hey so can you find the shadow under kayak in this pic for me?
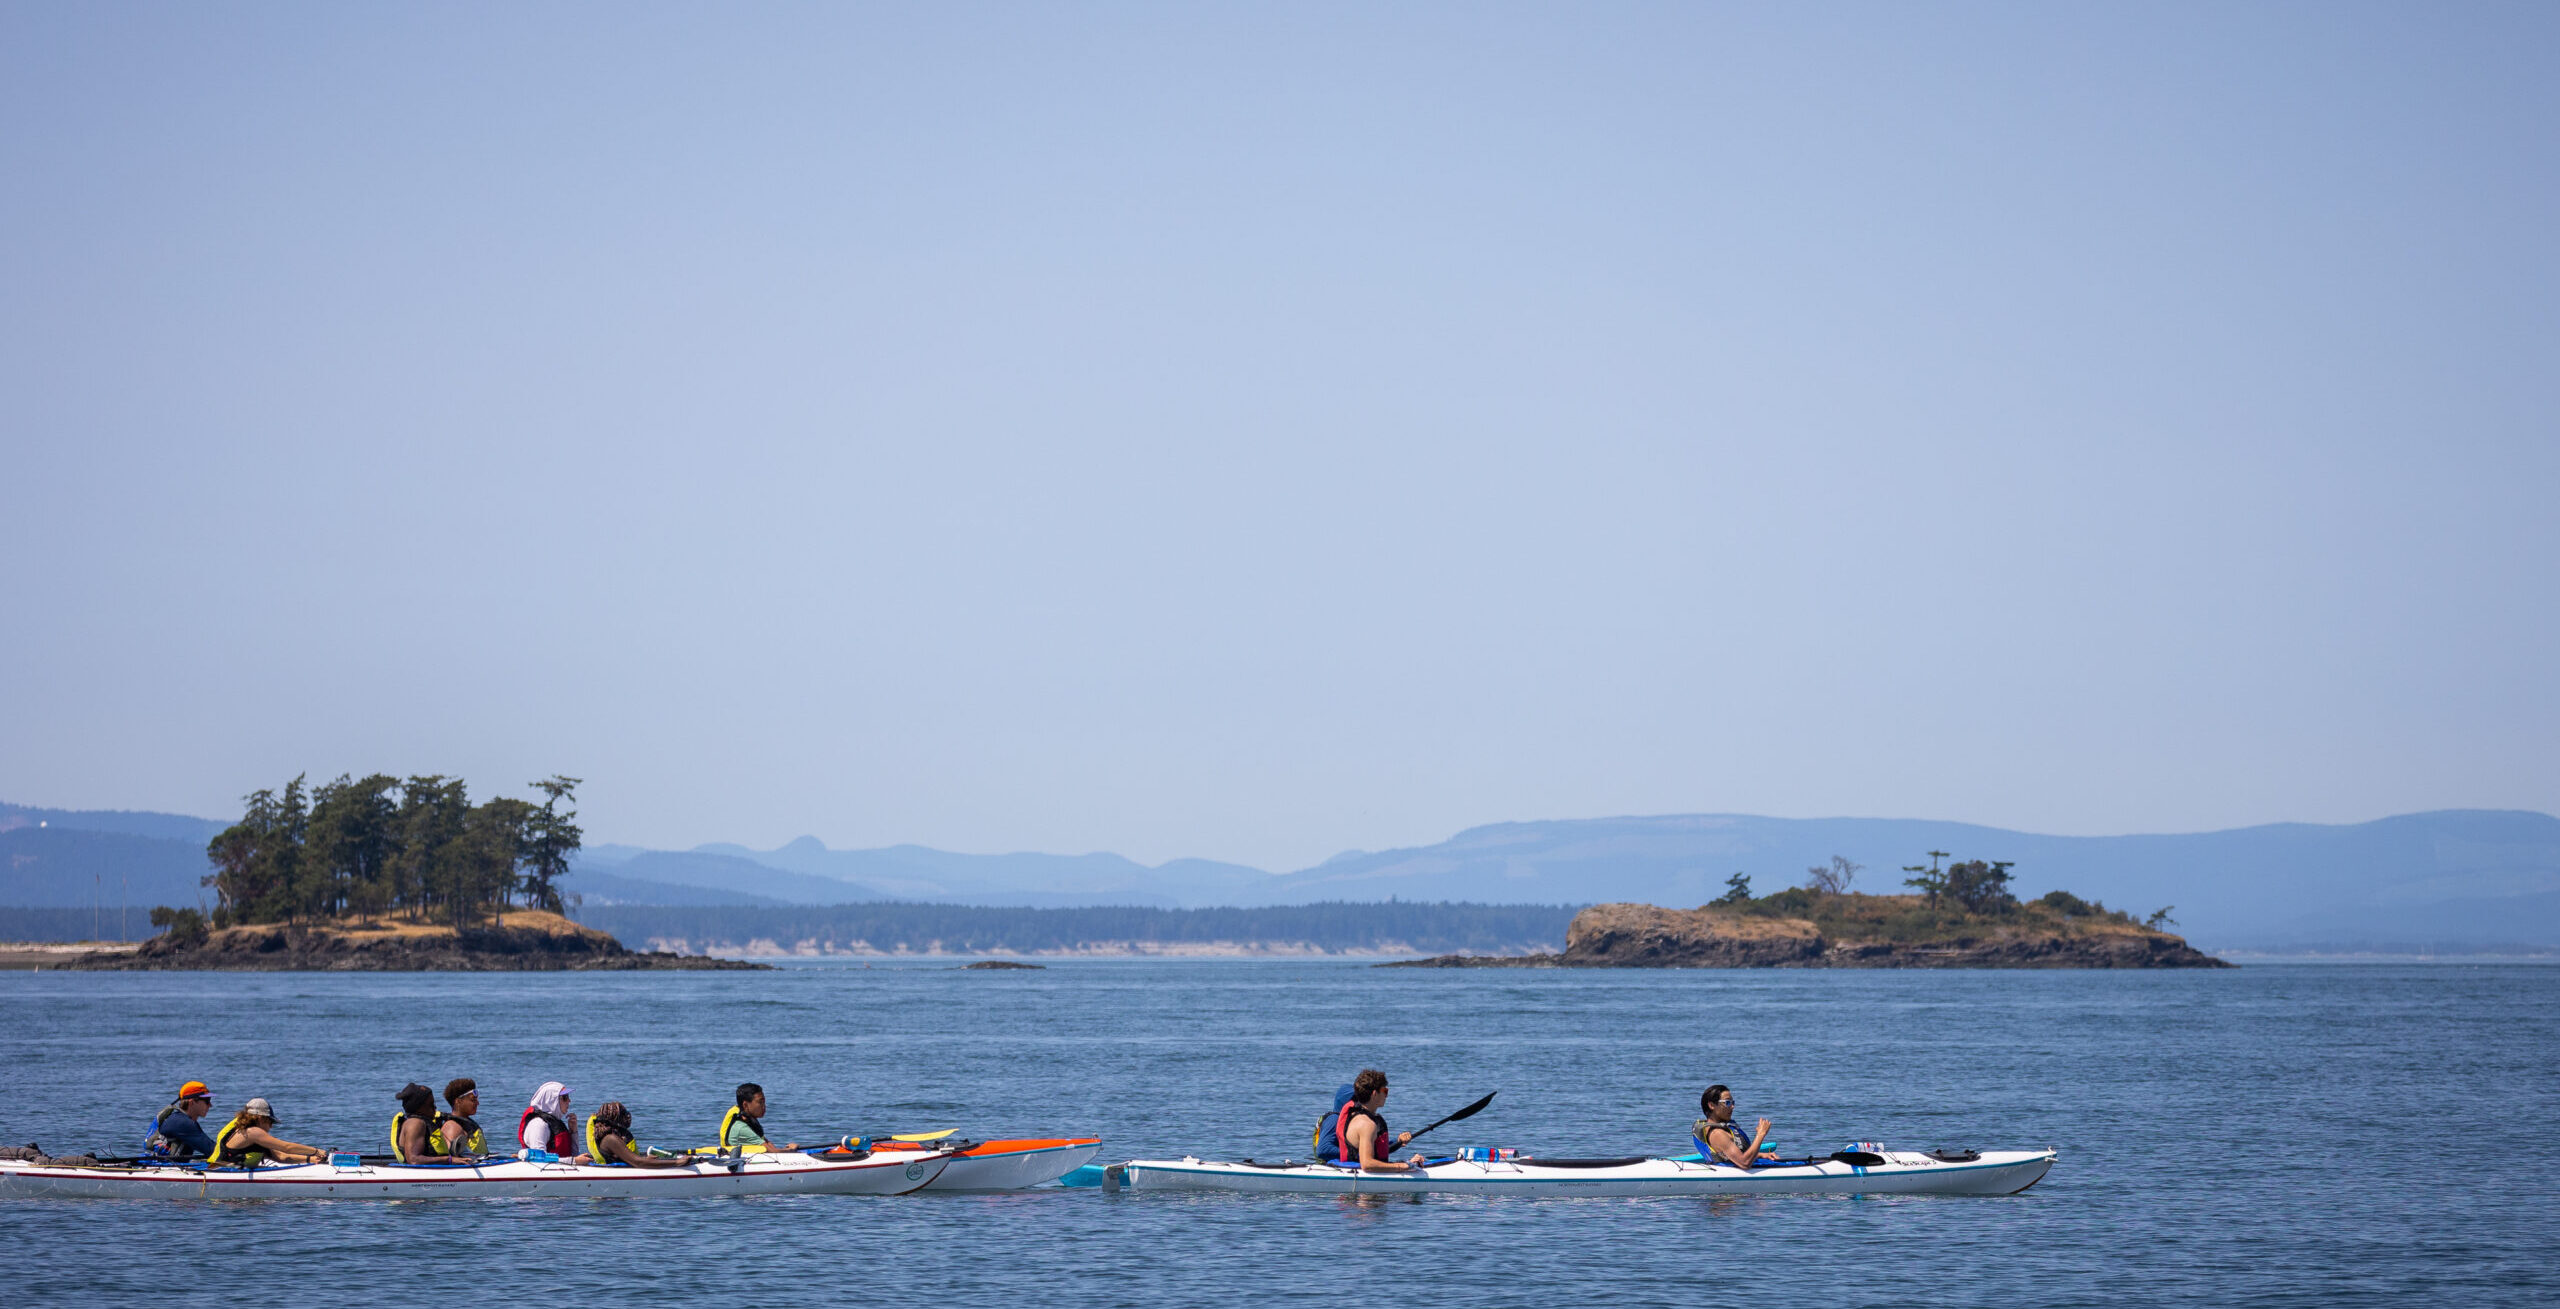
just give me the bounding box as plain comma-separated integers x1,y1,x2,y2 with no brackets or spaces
1102,1149,2055,1196
0,1149,949,1199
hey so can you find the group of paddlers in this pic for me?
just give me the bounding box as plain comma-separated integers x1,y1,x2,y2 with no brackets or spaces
140,1078,802,1168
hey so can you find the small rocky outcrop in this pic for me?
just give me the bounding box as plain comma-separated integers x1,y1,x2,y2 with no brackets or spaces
1385,901,2232,969
66,911,767,972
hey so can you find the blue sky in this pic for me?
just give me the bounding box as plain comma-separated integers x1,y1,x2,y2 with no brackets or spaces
3,2,2554,870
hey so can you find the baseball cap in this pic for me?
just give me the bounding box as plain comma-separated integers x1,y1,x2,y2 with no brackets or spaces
177,1081,213,1102
242,1096,277,1122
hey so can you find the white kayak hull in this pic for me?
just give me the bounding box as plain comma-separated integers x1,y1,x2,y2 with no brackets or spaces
0,1150,948,1200
1113,1149,2054,1197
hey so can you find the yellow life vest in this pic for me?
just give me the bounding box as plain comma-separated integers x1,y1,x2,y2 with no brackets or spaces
717,1105,769,1153
391,1112,448,1159
447,1117,488,1155
208,1117,266,1168
586,1113,636,1163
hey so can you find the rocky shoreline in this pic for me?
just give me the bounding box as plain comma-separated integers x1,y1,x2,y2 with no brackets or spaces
1383,901,2232,969
64,911,766,972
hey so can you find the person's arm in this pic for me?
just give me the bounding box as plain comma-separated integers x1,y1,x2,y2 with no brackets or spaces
244,1127,326,1163
1709,1120,1771,1168
1351,1117,1420,1173
437,1120,478,1158
171,1116,218,1158
603,1135,688,1169
397,1118,434,1164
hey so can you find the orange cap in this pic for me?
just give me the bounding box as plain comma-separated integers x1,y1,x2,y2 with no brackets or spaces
177,1081,212,1101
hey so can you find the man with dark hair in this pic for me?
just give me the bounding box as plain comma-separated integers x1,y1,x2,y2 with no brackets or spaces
719,1083,799,1153
393,1083,444,1163
1334,1069,1422,1173
437,1078,487,1157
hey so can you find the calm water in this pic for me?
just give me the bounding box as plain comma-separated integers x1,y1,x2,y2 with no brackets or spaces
1,961,2553,1307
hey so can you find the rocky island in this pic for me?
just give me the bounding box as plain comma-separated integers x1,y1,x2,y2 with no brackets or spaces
66,909,766,972
1387,859,2230,969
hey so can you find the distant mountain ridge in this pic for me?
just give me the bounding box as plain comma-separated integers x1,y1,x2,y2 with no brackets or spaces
2,799,2554,948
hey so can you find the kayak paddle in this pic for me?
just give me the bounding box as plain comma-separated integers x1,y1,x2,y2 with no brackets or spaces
1400,1092,1496,1147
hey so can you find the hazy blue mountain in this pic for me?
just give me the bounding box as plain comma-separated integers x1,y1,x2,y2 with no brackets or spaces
568,868,790,907
1245,810,2560,948
0,826,211,908
687,838,1275,907
0,802,226,845
594,850,888,905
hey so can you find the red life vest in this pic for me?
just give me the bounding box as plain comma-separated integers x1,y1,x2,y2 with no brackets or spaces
519,1106,574,1154
1335,1101,1390,1164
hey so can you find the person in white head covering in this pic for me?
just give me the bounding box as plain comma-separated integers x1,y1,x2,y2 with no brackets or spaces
517,1082,591,1162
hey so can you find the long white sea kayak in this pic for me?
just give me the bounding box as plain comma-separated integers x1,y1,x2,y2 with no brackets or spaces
0,1149,949,1199
1105,1148,2054,1197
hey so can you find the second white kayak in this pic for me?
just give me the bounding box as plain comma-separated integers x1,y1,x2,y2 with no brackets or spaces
1107,1148,2054,1197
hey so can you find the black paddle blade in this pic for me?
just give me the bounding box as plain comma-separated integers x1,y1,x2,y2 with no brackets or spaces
1406,1092,1498,1143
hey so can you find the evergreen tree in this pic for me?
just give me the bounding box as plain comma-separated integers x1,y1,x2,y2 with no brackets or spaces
521,776,582,913
393,776,470,924
307,774,399,921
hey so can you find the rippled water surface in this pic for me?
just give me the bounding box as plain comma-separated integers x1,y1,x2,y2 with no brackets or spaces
2,961,2553,1307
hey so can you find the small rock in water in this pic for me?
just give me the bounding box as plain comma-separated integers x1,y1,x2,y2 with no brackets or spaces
962,959,1045,970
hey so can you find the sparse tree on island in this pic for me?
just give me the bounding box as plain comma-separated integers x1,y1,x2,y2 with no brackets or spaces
521,776,583,914
1804,856,1861,896
2146,906,2177,929
1714,873,1754,906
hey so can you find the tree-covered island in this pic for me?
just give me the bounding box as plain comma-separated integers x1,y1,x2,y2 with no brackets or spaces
95,775,758,971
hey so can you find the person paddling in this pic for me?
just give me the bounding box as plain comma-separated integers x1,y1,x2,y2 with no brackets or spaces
1335,1069,1423,1173
1694,1084,1776,1167
207,1097,324,1168
437,1079,488,1157
718,1083,799,1154
393,1083,449,1163
517,1082,591,1162
586,1101,688,1168
142,1080,218,1161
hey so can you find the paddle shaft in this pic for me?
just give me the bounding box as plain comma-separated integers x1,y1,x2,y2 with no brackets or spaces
1397,1092,1496,1146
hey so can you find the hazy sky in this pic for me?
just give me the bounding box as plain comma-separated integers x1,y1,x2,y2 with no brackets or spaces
4,3,2554,870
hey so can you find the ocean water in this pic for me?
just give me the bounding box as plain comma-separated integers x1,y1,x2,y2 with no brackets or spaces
0,961,2553,1307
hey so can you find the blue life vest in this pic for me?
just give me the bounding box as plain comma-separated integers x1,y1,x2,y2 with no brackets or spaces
1311,1084,1356,1160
